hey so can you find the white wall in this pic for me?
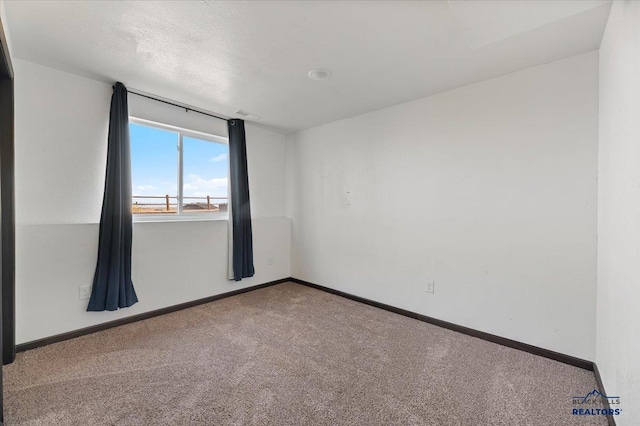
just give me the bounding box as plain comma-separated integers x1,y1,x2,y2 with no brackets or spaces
289,51,598,360
0,0,13,58
597,1,640,424
14,59,291,344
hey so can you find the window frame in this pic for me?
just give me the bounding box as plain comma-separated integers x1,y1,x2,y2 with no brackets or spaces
129,117,230,223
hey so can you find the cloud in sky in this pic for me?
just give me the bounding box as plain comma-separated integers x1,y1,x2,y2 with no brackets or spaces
210,153,228,163
183,174,228,198
135,184,158,193
133,183,179,199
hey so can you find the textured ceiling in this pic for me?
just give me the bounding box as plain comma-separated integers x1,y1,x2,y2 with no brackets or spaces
5,0,611,133
448,0,609,47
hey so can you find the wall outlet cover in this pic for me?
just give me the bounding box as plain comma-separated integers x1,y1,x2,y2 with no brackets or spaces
425,281,435,294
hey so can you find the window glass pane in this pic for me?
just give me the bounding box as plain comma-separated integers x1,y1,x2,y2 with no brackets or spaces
130,123,179,214
182,136,229,213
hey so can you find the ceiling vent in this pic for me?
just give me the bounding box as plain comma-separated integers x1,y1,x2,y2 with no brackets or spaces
235,109,261,120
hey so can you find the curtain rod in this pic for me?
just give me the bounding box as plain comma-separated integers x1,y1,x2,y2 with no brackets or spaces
127,89,229,122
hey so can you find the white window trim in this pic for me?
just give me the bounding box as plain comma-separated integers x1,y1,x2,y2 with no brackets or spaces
133,212,228,223
129,116,230,223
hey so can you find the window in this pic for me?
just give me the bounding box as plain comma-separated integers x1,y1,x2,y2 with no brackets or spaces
130,118,229,218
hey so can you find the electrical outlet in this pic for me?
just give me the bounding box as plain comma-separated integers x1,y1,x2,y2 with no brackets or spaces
267,256,274,266
425,281,435,294
79,285,92,300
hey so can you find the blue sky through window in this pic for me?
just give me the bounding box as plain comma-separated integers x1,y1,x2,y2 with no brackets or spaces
130,122,228,202
183,135,228,200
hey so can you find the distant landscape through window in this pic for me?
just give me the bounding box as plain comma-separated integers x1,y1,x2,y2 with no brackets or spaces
130,120,229,215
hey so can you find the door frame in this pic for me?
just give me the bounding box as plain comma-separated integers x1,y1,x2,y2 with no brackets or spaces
0,11,16,425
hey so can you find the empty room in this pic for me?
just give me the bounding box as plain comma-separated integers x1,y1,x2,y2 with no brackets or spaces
0,0,637,425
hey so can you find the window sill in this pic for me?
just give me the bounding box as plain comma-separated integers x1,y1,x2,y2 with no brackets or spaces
133,213,229,223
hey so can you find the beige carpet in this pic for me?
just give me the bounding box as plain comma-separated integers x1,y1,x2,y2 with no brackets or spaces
3,282,605,425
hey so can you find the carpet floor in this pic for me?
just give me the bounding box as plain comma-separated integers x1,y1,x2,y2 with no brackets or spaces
3,282,605,425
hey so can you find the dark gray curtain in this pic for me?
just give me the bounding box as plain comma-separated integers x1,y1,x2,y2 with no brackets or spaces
228,119,255,281
87,82,138,311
